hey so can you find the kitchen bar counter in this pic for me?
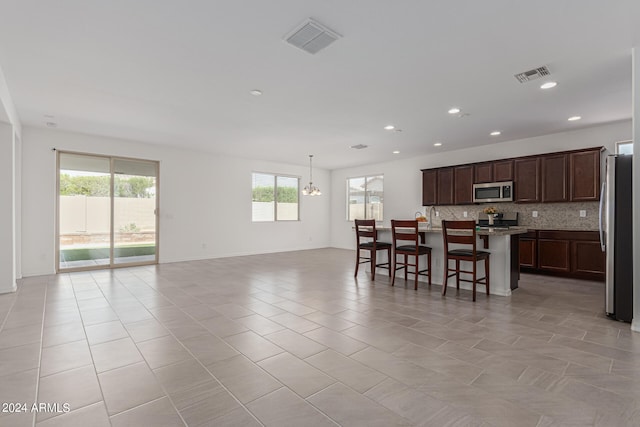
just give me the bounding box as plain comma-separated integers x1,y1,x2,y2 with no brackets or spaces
410,225,529,236
368,224,528,296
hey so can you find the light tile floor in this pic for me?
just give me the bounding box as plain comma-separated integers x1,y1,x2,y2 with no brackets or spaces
0,248,638,426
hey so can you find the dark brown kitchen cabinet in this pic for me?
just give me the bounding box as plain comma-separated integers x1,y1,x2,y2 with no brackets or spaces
422,169,437,206
572,240,605,277
474,160,513,184
538,237,571,272
519,231,537,269
437,168,454,205
520,230,604,281
454,165,474,204
422,147,601,206
493,160,514,182
570,149,601,201
514,158,540,202
474,162,493,183
541,153,568,202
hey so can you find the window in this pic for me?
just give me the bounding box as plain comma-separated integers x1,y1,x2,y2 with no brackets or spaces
347,174,384,221
616,140,633,155
252,172,299,221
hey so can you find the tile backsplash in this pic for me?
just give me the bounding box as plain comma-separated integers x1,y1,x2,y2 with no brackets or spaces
420,202,599,231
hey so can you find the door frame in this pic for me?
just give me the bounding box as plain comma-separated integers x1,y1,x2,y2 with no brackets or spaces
55,150,160,273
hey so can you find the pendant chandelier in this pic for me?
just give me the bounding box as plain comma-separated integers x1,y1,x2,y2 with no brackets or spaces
302,154,321,196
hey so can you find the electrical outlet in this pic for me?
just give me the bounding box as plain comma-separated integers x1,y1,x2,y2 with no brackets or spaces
463,211,468,217
435,211,440,217
532,211,538,218
579,210,587,218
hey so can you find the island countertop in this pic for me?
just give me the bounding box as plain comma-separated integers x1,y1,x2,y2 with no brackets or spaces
373,224,529,236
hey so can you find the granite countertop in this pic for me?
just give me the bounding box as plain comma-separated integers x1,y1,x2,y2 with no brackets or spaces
526,227,599,232
474,226,529,236
418,225,529,236
373,225,529,236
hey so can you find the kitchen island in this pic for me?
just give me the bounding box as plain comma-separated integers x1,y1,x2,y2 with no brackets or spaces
372,225,528,296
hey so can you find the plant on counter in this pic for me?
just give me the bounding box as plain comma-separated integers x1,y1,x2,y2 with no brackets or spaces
483,206,498,215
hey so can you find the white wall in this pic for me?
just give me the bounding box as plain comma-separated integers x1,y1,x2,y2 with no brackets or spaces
0,122,15,293
14,132,21,281
21,127,331,276
0,62,21,291
330,121,632,250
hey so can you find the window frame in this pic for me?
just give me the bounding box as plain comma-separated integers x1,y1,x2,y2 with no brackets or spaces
615,140,633,155
251,171,300,222
346,174,384,221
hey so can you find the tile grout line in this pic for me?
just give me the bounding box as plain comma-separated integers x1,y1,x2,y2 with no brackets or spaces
111,268,266,427
31,277,50,427
89,272,188,426
36,273,115,426
134,268,399,426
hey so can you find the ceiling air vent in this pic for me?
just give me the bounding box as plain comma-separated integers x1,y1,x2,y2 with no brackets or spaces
350,144,368,150
284,18,341,54
514,66,551,83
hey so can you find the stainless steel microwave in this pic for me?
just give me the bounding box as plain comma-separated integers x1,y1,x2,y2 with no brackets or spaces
473,181,513,203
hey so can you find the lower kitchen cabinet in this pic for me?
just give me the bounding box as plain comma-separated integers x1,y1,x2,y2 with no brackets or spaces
572,240,606,277
519,231,537,268
538,237,570,272
519,230,604,281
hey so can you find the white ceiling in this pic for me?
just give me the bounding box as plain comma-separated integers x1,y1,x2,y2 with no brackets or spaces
0,1,639,169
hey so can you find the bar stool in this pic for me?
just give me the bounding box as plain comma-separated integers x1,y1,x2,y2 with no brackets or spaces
391,220,432,290
354,219,392,280
441,220,490,301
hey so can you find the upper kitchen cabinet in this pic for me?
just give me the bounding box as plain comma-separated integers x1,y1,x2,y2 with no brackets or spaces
514,157,540,202
437,167,455,205
493,160,514,182
474,162,493,183
422,169,437,206
422,147,601,206
474,160,513,183
454,165,474,204
569,149,601,201
541,153,568,203
421,167,455,206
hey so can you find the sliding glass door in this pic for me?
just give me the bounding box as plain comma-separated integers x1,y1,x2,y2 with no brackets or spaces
113,158,157,265
57,152,158,271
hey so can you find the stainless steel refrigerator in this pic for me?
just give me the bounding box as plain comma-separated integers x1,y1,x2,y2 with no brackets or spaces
600,154,633,322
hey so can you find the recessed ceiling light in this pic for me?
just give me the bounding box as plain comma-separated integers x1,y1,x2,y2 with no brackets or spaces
448,107,461,115
392,150,400,154
490,131,501,136
249,89,262,96
384,125,395,130
434,142,442,147
568,116,582,121
540,81,558,90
